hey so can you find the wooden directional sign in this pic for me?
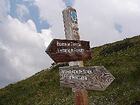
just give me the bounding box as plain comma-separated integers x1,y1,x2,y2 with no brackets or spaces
59,66,115,91
46,39,92,63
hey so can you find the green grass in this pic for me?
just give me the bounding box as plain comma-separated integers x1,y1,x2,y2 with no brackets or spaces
0,35,140,105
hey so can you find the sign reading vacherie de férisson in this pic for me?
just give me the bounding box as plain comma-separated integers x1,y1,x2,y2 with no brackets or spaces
46,39,92,63
59,66,115,91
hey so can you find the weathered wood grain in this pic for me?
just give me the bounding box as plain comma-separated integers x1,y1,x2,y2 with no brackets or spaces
59,66,115,91
46,39,92,63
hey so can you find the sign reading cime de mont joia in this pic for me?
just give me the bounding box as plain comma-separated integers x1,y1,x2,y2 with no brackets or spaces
46,39,92,63
59,66,115,91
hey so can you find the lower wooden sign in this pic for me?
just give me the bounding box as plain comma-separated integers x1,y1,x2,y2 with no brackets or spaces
59,66,115,91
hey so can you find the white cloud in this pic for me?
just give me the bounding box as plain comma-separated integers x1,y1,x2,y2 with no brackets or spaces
35,0,140,46
0,15,53,88
40,29,53,47
73,0,140,46
0,0,54,88
34,0,65,38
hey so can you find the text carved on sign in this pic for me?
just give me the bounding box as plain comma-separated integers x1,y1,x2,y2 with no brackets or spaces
46,39,92,63
59,66,115,91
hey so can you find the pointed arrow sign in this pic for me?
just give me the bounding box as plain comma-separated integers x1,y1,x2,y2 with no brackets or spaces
46,39,92,63
59,66,115,91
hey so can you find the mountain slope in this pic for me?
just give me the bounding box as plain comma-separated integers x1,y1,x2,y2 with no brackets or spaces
0,35,140,105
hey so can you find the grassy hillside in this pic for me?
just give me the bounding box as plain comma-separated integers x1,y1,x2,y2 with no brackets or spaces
0,35,140,105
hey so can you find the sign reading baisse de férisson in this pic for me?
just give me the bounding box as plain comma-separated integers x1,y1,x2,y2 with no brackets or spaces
46,39,92,63
59,66,115,91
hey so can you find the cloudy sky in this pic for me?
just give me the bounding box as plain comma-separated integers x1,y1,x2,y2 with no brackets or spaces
0,0,140,88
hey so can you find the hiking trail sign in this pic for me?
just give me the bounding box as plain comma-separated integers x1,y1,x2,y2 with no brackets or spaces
45,6,115,105
46,39,92,63
59,66,115,91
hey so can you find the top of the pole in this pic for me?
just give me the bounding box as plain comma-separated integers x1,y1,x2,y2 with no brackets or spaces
62,6,80,40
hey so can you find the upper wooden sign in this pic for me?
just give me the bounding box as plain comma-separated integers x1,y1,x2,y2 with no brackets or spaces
46,39,92,63
59,66,115,91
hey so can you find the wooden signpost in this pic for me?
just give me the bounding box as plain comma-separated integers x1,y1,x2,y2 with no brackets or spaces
46,6,115,105
59,66,115,91
46,39,91,63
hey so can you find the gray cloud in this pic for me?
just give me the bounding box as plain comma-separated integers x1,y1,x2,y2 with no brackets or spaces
0,45,21,87
0,0,9,22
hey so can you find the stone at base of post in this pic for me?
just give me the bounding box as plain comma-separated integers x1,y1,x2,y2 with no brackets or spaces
72,88,88,105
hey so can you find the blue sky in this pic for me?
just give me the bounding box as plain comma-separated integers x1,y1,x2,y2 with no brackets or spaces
8,0,75,32
114,23,123,33
63,0,75,7
9,0,50,32
0,0,140,88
